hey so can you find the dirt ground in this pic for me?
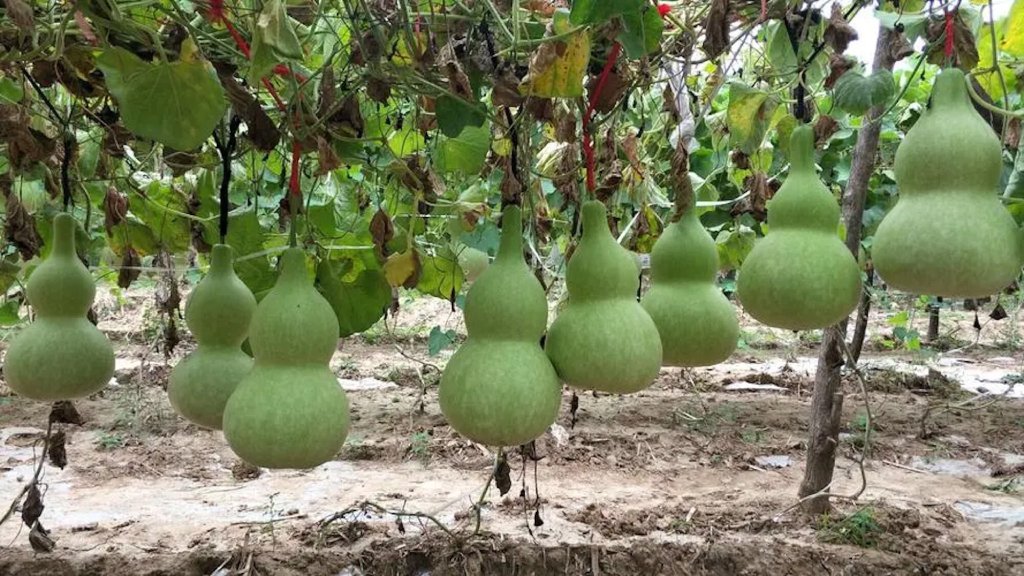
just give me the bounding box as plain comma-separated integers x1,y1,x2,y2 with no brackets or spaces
1,285,1023,575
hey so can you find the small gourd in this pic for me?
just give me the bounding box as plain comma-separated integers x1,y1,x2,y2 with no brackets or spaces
545,201,662,393
440,206,561,446
4,213,115,401
736,125,862,330
641,207,739,367
872,68,1024,297
167,244,256,429
222,248,349,469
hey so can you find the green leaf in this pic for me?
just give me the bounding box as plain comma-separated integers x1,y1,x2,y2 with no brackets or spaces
569,0,643,25
246,32,279,85
1004,0,1024,55
0,300,23,326
416,247,464,300
97,47,227,151
975,19,1017,100
427,325,458,356
0,76,24,104
765,22,798,76
432,122,491,174
459,218,501,255
618,6,664,58
256,0,304,60
435,94,486,138
127,181,191,253
726,83,780,155
316,260,391,338
833,70,896,116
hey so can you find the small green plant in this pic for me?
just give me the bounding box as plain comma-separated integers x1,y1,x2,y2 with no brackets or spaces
885,310,921,350
409,431,430,464
817,507,881,548
97,432,126,450
740,428,765,445
986,476,1022,495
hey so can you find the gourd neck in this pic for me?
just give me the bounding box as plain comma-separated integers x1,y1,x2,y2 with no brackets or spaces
278,248,308,284
209,244,235,277
51,212,78,259
789,125,815,174
495,205,524,263
581,200,611,242
930,68,970,112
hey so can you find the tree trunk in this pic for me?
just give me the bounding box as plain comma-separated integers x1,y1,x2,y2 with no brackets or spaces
798,27,898,514
850,268,873,362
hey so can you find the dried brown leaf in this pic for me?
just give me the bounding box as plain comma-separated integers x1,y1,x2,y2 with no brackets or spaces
118,247,141,289
824,54,856,90
103,187,128,233
702,0,730,60
48,429,67,469
50,401,85,425
370,208,395,258
4,190,41,260
814,115,840,146
823,3,858,54
3,0,34,33
21,484,44,528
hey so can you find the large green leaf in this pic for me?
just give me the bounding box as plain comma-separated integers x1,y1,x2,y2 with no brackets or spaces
875,11,929,42
726,83,780,155
97,47,226,152
255,0,303,60
569,0,643,25
435,94,487,138
833,70,896,116
416,247,464,300
618,7,664,58
316,260,391,338
129,181,192,253
432,123,490,174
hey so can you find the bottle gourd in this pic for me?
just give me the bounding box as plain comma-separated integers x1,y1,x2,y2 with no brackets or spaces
641,207,739,366
736,125,862,330
545,201,662,393
5,213,115,401
222,248,349,469
168,244,256,429
439,206,561,446
872,68,1023,297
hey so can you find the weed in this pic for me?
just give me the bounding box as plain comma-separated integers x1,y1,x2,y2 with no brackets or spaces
409,431,430,465
740,428,765,445
97,432,126,450
986,477,1022,495
817,507,881,548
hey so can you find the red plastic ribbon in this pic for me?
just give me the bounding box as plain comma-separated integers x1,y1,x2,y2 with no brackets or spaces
582,43,622,193
944,10,955,62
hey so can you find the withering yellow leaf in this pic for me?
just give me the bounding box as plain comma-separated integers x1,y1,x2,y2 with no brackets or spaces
383,249,421,288
1002,0,1024,56
520,17,590,98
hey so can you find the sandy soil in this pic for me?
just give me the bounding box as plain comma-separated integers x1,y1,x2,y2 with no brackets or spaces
1,286,1023,575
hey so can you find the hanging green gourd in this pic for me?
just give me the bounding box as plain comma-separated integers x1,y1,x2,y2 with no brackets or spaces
5,212,115,401
545,201,663,393
221,247,350,468
440,205,561,446
872,68,1024,297
167,244,256,429
641,192,739,367
736,124,862,330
